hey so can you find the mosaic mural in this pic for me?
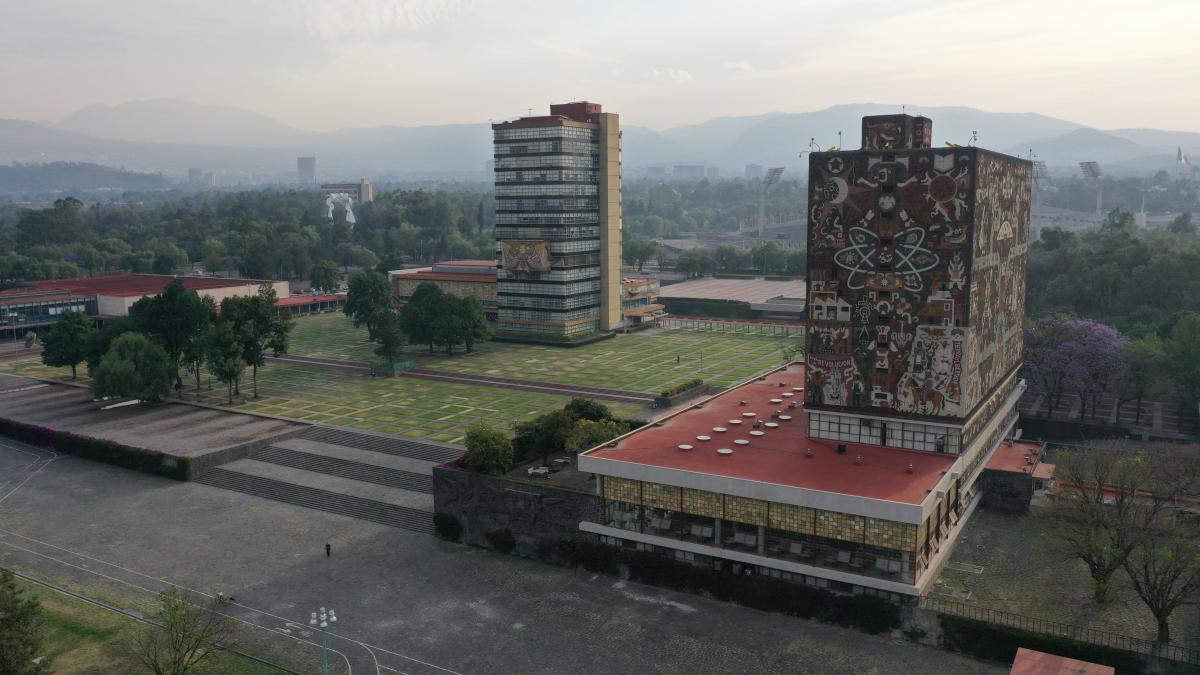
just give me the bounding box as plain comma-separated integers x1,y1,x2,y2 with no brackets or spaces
806,141,1031,422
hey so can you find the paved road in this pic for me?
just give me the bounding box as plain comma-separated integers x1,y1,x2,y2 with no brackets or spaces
0,440,1003,674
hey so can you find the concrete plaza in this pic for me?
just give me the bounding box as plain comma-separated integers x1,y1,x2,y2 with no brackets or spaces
0,440,1001,674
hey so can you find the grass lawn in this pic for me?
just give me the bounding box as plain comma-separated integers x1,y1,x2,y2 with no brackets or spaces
14,576,285,674
287,313,799,394
193,362,647,443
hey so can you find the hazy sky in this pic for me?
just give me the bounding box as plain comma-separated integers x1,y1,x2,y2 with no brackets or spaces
2,0,1197,132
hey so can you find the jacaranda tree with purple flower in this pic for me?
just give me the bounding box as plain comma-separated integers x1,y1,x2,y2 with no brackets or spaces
1024,316,1128,419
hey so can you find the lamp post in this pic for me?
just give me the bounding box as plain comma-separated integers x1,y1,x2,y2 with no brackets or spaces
7,312,16,344
310,606,337,675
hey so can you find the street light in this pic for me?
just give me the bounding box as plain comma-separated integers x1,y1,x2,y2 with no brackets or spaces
310,606,337,675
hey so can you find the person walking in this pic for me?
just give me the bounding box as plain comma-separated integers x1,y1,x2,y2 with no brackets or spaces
325,542,331,557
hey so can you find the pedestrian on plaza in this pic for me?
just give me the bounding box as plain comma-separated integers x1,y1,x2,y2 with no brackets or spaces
326,542,331,557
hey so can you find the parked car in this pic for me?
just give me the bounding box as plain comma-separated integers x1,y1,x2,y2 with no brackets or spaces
527,466,551,478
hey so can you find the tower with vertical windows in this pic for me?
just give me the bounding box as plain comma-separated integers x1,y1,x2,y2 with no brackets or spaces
492,102,621,340
806,114,1032,483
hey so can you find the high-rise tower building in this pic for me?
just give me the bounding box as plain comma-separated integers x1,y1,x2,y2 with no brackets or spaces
805,114,1031,474
491,101,621,340
297,156,316,184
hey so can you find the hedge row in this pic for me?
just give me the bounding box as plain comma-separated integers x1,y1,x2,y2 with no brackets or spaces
557,540,900,635
0,417,189,480
660,378,704,398
940,615,1144,674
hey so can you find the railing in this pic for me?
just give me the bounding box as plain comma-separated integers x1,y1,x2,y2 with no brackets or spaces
919,595,1200,666
659,317,806,337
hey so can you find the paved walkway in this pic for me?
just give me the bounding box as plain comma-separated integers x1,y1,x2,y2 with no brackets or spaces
403,368,656,405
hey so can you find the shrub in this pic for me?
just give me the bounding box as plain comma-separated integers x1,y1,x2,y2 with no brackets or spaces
485,529,516,554
660,378,704,398
462,425,513,475
433,513,462,542
845,594,901,634
0,417,188,480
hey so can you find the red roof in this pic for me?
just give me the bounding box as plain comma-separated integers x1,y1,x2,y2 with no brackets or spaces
583,363,956,505
275,293,346,307
28,274,272,298
1010,648,1114,675
397,271,496,283
985,440,1047,474
437,259,496,267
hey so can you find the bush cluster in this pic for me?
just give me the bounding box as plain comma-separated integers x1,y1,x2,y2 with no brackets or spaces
939,616,1145,673
485,529,516,554
0,417,189,480
660,378,704,398
557,541,900,635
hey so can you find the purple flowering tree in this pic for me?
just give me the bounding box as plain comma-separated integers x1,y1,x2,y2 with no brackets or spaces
1024,316,1128,419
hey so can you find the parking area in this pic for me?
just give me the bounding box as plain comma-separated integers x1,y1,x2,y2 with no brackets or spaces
0,441,1002,674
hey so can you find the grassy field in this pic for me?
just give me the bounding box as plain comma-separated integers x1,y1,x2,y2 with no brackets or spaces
197,363,647,443
14,576,285,674
286,312,797,393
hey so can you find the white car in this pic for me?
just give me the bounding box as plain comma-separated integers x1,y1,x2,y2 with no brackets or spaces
527,466,551,478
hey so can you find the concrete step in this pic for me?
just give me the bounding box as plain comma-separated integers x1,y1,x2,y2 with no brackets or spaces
302,426,463,464
218,459,432,511
196,467,434,534
274,437,435,475
253,446,433,494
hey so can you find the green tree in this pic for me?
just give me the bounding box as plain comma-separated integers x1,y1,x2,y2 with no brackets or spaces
220,285,291,398
565,418,628,453
1167,211,1195,236
400,282,445,353
784,249,807,276
1123,522,1200,643
204,320,243,405
0,569,49,675
751,241,786,274
1166,313,1200,431
463,425,514,476
622,237,660,271
1102,208,1136,230
309,259,341,293
90,332,172,403
39,309,92,379
181,297,217,394
343,271,395,339
457,296,491,352
512,409,575,464
131,279,216,389
371,310,406,364
128,587,239,675
86,316,137,371
674,250,711,278
564,398,613,422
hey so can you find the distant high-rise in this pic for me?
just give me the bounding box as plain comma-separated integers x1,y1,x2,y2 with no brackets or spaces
745,163,764,180
297,157,317,184
187,168,203,184
492,101,621,340
705,167,720,180
203,172,216,187
672,165,705,180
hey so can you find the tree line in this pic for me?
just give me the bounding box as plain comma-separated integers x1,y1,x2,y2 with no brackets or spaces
39,279,292,404
343,272,490,363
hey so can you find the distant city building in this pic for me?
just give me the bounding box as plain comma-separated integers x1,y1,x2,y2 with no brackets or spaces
484,159,495,177
745,163,764,180
492,101,622,340
297,156,317,184
319,179,374,205
705,167,720,180
645,166,667,178
203,171,216,187
187,168,203,183
579,114,1038,598
672,164,706,180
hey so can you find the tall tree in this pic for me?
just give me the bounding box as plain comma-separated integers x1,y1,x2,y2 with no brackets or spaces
621,237,660,272
0,569,50,675
39,309,92,379
343,271,395,339
400,282,444,353
181,297,217,394
204,320,243,405
463,424,514,476
128,587,239,675
220,285,291,399
90,332,172,403
131,279,215,387
308,259,341,294
1123,521,1200,643
1166,313,1200,431
86,316,137,372
457,296,491,352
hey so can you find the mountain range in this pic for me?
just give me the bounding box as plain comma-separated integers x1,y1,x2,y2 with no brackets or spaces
2,99,1197,180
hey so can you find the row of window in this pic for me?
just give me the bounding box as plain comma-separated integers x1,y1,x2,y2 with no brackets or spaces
494,239,600,255
494,126,596,141
494,184,598,198
497,292,600,311
493,140,597,156
498,280,601,295
496,197,599,212
499,307,598,323
496,319,599,336
495,215,599,229
497,267,600,282
495,155,598,170
807,412,963,454
495,170,598,184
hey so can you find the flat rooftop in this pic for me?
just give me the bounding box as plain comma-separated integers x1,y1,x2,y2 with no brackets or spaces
985,439,1046,474
658,277,807,305
582,363,956,505
27,274,272,298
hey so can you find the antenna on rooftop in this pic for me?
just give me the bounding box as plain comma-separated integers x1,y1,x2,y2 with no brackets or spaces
1079,161,1103,216
758,168,785,238
968,130,978,147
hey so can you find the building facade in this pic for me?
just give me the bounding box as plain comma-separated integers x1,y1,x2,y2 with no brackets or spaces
578,115,1032,598
492,102,622,340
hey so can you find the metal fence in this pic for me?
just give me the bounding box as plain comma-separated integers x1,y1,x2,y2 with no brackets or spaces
660,317,805,337
920,595,1200,667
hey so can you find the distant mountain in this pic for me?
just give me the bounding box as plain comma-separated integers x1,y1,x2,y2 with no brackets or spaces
1004,127,1155,166
1,99,1193,179
55,99,317,148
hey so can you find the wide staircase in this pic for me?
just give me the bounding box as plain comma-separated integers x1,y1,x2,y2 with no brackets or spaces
196,425,464,535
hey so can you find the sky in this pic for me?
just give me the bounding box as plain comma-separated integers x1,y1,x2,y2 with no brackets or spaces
1,0,1197,132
